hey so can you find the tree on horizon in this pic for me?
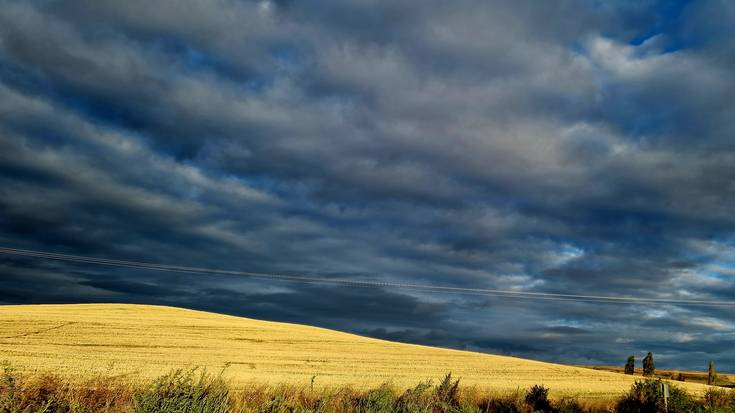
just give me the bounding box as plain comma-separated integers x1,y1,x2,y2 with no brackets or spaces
642,352,655,376
624,355,635,375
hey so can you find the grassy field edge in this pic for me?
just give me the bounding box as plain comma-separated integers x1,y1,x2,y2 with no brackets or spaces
4,362,735,413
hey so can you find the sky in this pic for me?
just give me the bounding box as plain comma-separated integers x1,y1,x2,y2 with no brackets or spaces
1,0,734,371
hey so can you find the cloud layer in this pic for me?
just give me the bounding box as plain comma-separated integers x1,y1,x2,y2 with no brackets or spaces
1,0,734,370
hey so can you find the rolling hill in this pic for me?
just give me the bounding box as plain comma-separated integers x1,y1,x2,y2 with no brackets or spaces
0,304,712,399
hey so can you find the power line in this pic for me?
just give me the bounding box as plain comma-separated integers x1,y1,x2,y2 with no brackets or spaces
0,246,733,307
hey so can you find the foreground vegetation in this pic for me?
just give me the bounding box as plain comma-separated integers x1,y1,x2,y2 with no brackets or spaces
0,304,712,399
2,364,735,413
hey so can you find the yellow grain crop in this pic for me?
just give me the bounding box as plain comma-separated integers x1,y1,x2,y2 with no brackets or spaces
0,304,711,400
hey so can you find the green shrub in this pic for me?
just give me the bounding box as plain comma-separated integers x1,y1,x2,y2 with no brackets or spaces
357,384,396,413
133,368,231,413
703,388,735,413
618,380,665,413
395,381,433,413
614,379,703,413
666,383,702,413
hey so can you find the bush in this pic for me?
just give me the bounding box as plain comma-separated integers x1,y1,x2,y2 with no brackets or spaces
703,388,735,412
357,384,396,413
666,383,702,413
614,379,702,413
133,368,231,413
525,384,552,412
395,381,433,413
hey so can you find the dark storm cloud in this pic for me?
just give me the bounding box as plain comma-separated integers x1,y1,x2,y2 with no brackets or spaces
1,0,735,370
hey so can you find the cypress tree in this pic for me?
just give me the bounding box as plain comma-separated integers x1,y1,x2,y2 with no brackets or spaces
708,360,717,385
624,355,635,375
642,352,655,376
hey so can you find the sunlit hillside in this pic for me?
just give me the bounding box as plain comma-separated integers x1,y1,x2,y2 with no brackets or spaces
0,304,711,399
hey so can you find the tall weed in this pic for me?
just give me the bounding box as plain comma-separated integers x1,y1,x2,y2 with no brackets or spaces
133,368,230,413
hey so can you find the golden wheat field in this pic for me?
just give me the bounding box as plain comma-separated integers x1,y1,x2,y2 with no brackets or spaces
0,304,711,400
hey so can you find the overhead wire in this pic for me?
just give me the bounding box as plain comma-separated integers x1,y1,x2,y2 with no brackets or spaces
0,246,733,307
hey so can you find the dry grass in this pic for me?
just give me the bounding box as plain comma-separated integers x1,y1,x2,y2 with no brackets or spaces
0,304,713,400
